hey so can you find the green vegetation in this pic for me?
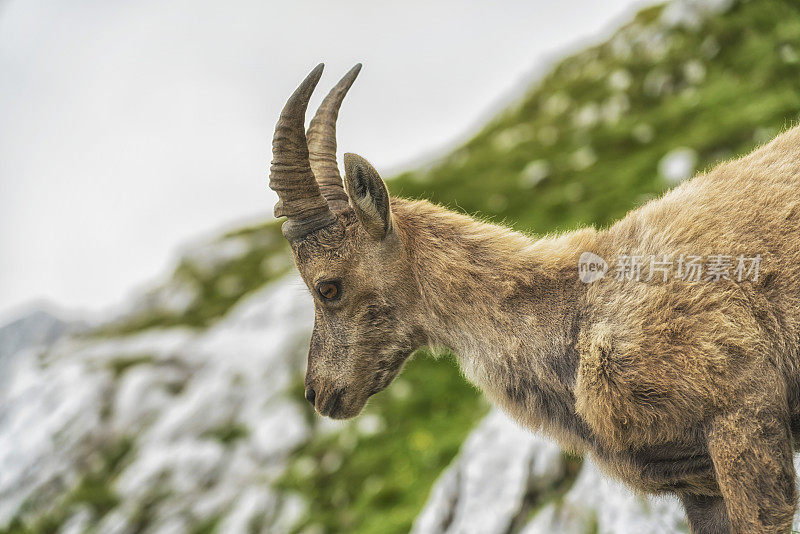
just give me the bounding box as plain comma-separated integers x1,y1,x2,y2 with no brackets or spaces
392,1,800,237
190,514,223,534
202,421,250,446
108,354,156,378
2,438,134,534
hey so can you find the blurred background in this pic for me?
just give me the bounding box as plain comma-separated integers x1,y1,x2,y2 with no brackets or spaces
3,0,800,532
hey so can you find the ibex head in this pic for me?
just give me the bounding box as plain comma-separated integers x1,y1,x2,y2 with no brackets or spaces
269,64,425,419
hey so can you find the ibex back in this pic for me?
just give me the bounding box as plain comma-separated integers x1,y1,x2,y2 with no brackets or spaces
268,64,800,533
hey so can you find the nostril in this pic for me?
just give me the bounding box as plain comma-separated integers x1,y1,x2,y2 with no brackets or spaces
304,387,316,406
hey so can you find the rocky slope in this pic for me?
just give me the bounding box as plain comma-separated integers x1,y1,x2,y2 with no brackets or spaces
5,0,800,532
412,410,687,534
0,269,314,532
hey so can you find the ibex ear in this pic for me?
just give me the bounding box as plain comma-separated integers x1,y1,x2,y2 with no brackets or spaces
343,153,393,240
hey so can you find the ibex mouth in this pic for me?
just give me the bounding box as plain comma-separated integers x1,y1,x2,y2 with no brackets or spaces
317,388,345,418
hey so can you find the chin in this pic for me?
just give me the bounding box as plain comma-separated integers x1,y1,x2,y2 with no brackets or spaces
325,402,365,420
318,378,394,419
318,393,369,420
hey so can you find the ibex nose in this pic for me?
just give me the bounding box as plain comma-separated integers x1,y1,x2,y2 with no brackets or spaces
304,386,316,407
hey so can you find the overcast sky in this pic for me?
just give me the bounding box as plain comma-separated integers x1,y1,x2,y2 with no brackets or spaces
0,0,651,321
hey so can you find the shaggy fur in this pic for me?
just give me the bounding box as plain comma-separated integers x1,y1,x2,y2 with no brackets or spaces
274,65,800,531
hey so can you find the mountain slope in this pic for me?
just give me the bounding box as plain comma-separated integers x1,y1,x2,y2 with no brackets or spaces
393,0,800,235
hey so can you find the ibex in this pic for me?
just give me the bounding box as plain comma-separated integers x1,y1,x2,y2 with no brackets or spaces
267,64,800,533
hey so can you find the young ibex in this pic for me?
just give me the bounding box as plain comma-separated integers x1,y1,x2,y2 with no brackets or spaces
268,64,800,533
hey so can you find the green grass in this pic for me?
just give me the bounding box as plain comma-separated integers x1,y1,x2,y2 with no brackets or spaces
2,438,134,534
202,422,250,446
190,514,223,534
108,354,156,378
391,0,800,238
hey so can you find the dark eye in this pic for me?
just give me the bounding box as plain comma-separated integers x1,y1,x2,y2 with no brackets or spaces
317,281,341,301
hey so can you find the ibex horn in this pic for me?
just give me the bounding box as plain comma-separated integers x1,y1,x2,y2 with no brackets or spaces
307,63,362,211
269,63,337,241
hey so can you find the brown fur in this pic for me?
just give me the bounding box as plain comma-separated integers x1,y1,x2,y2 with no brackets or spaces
287,127,800,533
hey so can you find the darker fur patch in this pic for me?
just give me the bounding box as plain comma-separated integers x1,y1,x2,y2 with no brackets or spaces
362,303,395,328
759,271,778,290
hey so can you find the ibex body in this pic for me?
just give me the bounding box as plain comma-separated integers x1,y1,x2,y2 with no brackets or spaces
268,64,800,533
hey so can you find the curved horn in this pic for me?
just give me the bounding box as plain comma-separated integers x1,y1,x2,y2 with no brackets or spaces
269,64,337,240
307,63,362,210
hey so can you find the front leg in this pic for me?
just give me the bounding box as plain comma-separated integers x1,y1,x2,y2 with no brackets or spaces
706,403,797,533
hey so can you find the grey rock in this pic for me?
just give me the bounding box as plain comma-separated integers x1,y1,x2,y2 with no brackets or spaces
412,410,564,534
522,459,686,534
0,308,74,361
0,273,314,531
418,409,800,534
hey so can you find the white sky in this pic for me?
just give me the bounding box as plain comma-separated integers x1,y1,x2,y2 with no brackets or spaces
0,0,651,320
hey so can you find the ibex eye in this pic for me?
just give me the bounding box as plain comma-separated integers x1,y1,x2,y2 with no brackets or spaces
317,281,341,301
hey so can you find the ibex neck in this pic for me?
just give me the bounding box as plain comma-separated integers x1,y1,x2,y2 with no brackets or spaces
393,199,598,449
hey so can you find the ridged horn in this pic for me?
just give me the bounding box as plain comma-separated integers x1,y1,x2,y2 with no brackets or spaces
307,63,362,210
269,63,337,241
